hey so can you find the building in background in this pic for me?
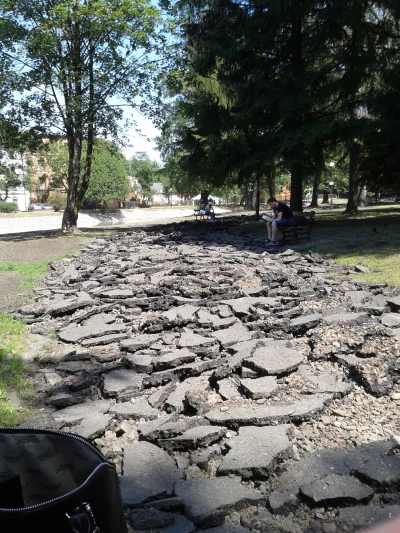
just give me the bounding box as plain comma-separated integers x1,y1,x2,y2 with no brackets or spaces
0,149,30,211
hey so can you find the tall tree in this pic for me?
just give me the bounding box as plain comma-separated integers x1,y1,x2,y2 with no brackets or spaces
333,0,389,214
85,139,130,210
164,0,346,212
0,0,162,232
359,1,400,198
130,154,160,200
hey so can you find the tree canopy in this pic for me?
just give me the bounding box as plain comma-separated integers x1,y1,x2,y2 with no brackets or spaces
130,153,161,199
85,139,131,209
2,0,400,215
160,0,400,212
0,0,163,231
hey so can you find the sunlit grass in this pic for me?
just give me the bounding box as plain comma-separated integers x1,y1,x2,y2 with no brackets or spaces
0,262,51,290
0,314,34,426
334,248,400,287
0,252,76,290
229,205,400,287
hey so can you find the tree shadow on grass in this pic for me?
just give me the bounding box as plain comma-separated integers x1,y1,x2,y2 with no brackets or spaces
228,209,400,260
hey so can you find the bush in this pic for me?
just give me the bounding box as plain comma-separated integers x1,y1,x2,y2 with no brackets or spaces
0,201,18,213
50,192,66,212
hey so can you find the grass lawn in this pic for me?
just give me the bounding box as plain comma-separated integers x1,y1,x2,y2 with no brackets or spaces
230,204,400,287
0,314,35,425
0,251,82,425
0,250,79,290
0,261,55,290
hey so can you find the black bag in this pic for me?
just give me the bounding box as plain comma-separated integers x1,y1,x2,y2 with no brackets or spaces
0,428,127,533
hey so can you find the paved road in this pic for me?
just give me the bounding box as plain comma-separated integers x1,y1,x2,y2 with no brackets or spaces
0,207,228,235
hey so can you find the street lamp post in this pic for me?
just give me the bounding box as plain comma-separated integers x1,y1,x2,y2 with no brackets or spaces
329,162,335,209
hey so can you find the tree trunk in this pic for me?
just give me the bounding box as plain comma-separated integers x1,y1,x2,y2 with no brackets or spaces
62,132,82,233
290,160,303,211
322,190,329,203
309,172,320,208
357,183,367,206
343,0,362,216
344,138,360,214
255,174,260,219
77,44,95,212
244,184,253,209
61,37,95,233
201,190,209,206
244,193,252,210
266,163,275,198
1,188,9,201
288,2,304,213
309,145,323,208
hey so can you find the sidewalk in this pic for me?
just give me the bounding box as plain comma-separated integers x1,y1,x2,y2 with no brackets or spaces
0,207,228,235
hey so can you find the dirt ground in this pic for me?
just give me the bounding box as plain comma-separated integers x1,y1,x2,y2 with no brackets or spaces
0,216,200,314
0,231,88,313
0,273,23,313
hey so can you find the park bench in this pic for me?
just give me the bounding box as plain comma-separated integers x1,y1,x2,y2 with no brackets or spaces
193,208,215,221
279,211,316,243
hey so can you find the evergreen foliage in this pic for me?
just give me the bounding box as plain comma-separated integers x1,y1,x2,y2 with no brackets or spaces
162,0,400,212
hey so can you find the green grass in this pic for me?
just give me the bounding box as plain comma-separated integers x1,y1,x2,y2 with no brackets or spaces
0,314,34,426
334,248,400,286
0,314,26,359
0,252,79,425
230,204,400,287
0,252,75,290
0,261,51,290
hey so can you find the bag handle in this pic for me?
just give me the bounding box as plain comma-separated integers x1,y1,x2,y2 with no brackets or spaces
66,503,101,533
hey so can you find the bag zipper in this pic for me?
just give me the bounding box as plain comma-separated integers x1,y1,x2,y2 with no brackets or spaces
0,426,111,514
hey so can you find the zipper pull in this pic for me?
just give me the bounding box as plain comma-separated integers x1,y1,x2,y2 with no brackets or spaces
66,502,101,533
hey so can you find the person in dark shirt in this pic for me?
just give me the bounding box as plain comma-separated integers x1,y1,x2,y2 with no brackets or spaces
263,197,294,245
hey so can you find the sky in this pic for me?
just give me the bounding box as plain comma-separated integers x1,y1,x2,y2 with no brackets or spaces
121,110,163,165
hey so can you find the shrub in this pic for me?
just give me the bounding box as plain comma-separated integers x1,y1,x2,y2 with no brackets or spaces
0,201,18,213
50,192,66,212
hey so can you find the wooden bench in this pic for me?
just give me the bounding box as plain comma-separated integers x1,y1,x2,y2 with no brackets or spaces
279,211,316,243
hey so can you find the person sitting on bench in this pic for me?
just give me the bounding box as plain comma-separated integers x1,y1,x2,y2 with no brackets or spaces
263,197,294,245
204,201,215,221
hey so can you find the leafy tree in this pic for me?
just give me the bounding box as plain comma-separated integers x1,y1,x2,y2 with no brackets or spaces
0,164,21,201
0,0,162,232
50,191,67,212
0,121,41,200
130,153,160,200
44,140,69,191
28,138,131,209
85,139,130,210
158,166,175,205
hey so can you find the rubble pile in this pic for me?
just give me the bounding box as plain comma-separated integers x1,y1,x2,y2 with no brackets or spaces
17,219,400,532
